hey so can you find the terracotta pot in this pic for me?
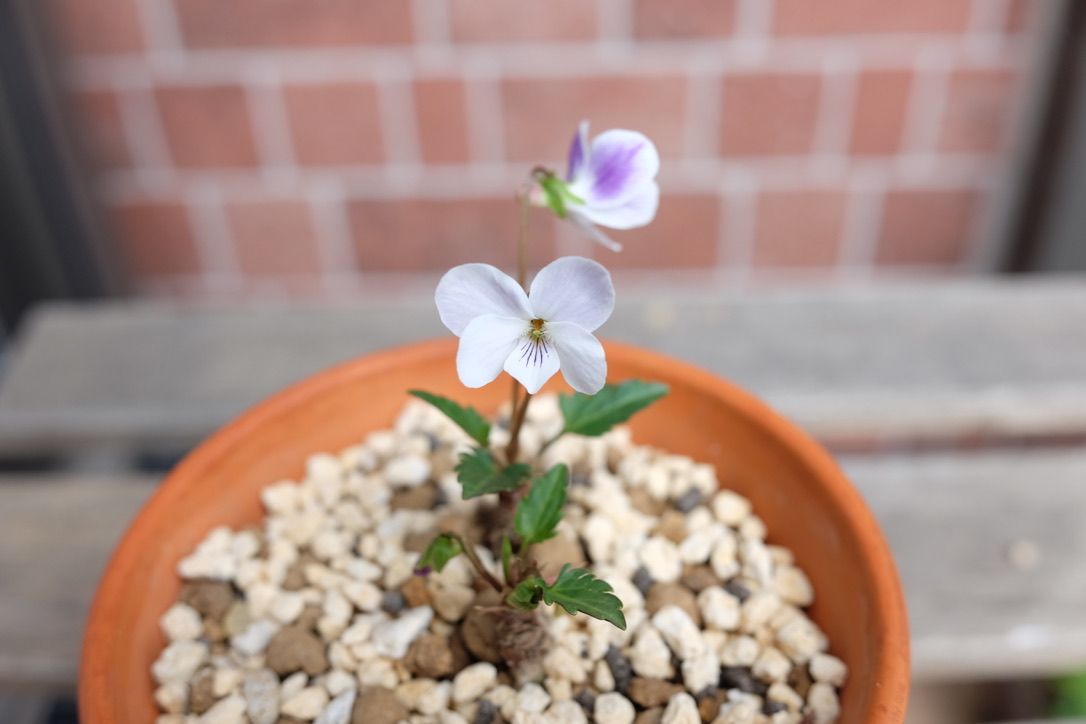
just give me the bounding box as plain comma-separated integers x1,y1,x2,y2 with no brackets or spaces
80,339,909,723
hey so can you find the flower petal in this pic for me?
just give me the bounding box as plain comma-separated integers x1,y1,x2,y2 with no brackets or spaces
568,211,623,252
457,315,526,388
572,129,659,208
576,181,659,230
528,256,615,332
549,321,607,394
503,335,561,394
435,263,532,335
566,120,590,182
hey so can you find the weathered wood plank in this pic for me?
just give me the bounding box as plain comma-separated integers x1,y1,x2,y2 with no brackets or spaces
0,475,154,686
846,449,1086,682
4,449,1086,685
0,692,50,724
1,280,1085,453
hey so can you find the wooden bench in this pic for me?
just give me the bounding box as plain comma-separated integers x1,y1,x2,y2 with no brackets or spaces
2,279,1085,718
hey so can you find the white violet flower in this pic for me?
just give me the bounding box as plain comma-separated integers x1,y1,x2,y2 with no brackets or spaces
435,256,614,395
536,120,660,252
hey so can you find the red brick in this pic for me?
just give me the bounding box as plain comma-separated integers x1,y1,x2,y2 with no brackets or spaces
156,85,259,168
110,202,201,278
449,0,598,42
850,71,912,155
753,191,846,267
70,90,131,170
502,77,687,162
774,0,971,35
590,194,720,269
939,70,1018,154
284,83,383,166
876,190,978,266
1005,0,1035,32
227,200,323,277
719,74,821,156
45,0,144,54
414,80,471,164
633,0,736,39
174,0,411,47
348,198,558,271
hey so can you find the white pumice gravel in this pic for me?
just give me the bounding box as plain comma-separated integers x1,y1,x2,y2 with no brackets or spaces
153,395,847,723
595,692,636,724
662,691,700,724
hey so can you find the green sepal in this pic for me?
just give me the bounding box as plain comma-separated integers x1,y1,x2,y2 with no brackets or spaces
537,173,584,219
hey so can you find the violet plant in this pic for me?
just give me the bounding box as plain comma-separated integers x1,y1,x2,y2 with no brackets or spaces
409,121,667,663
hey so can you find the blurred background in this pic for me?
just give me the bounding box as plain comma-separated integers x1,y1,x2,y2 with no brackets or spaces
3,0,1079,317
2,1,1086,723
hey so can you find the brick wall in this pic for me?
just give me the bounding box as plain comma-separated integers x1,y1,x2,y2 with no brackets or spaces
45,0,1041,297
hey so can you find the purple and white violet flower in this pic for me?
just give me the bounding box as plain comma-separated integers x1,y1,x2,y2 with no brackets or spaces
401,119,668,641
534,121,660,251
435,256,614,395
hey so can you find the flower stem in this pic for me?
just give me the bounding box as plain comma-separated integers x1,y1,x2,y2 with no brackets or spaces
504,390,533,465
506,185,533,477
510,378,521,426
516,185,531,289
451,533,504,593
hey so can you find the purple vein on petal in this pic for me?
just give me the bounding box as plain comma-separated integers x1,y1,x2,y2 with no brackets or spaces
589,140,644,203
518,338,551,367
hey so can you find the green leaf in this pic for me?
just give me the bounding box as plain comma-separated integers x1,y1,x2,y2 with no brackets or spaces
408,390,491,447
415,533,462,574
514,464,568,549
559,380,669,437
505,566,626,629
540,564,626,630
506,576,546,610
455,447,532,500
500,536,514,584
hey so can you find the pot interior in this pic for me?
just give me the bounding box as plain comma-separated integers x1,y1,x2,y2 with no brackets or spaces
80,339,907,723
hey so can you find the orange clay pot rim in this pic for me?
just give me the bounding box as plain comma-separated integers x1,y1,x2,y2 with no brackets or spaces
79,337,909,718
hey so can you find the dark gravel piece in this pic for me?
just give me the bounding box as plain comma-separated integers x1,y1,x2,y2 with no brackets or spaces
380,591,406,615
724,580,752,602
574,688,596,712
674,488,703,513
571,472,592,487
764,700,787,715
473,700,497,724
788,664,813,698
180,579,236,620
631,566,654,596
604,645,634,693
433,485,448,508
720,666,768,696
